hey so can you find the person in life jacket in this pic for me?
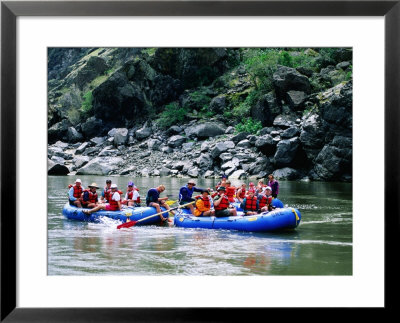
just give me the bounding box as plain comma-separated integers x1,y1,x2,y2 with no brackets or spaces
240,190,259,216
194,190,215,217
215,174,227,191
213,186,237,217
236,183,247,203
81,183,100,209
224,180,237,203
258,186,274,212
179,180,207,215
83,184,122,215
68,178,84,208
122,181,141,207
100,179,112,203
146,185,174,222
267,174,279,198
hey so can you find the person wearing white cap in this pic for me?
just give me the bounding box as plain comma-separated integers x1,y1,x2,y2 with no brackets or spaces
68,179,84,208
258,186,273,212
83,183,122,215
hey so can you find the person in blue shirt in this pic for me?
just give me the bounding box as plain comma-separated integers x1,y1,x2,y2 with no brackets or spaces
146,185,174,222
178,180,207,215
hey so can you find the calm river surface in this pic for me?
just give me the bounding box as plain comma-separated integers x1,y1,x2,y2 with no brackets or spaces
48,176,352,275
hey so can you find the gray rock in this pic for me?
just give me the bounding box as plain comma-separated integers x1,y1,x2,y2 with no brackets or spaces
113,128,129,146
281,127,300,139
76,157,123,175
336,61,351,70
248,156,272,176
75,142,90,155
98,146,119,157
286,91,307,110
274,137,300,166
48,162,70,175
135,123,152,140
197,153,213,169
300,113,325,160
73,156,90,168
48,119,71,143
91,137,106,146
182,142,195,152
166,125,183,136
229,169,247,179
221,158,239,170
273,65,311,102
82,146,101,156
148,138,162,150
161,146,173,153
200,141,210,152
167,135,186,148
187,167,199,177
273,167,301,180
236,139,251,148
185,122,226,139
225,126,235,134
210,141,230,159
141,168,150,177
231,132,250,144
81,117,104,139
50,155,65,165
203,170,214,178
159,167,171,176
209,95,227,114
255,135,276,155
273,114,298,128
250,93,281,126
53,141,69,149
67,127,83,143
219,153,233,163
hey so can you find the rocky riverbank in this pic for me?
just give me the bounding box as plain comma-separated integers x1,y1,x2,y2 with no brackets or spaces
48,48,352,182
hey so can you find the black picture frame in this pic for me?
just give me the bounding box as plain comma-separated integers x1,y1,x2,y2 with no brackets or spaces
1,0,398,321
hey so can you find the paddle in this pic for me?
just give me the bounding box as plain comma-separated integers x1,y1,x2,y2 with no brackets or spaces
117,201,195,229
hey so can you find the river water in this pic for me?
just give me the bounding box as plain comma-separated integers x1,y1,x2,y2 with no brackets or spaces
48,175,352,276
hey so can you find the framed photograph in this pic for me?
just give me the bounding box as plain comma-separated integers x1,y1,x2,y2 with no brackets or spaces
1,0,397,321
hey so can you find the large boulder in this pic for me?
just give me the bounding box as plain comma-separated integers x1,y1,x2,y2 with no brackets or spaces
74,56,108,89
300,113,325,160
113,128,129,146
250,93,281,126
135,122,153,140
209,95,227,114
274,137,300,166
48,159,70,175
76,156,123,175
273,167,301,180
167,135,186,148
81,117,104,139
196,153,213,169
273,65,311,103
48,119,71,143
255,135,276,155
286,91,307,110
67,127,83,143
185,122,226,139
210,141,234,159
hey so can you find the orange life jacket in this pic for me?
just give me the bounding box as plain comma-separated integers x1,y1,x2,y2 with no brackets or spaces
245,196,258,211
238,188,246,199
214,195,230,210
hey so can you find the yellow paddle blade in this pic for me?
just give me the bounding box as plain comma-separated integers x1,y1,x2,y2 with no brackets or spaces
166,200,176,206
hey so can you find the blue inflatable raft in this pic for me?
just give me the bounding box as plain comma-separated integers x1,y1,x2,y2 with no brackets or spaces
62,203,168,226
174,207,301,232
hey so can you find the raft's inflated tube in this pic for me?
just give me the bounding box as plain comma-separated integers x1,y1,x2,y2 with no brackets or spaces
62,203,167,225
174,207,301,232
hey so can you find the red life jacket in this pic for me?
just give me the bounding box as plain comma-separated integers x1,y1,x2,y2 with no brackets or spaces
200,197,211,209
259,195,272,208
214,195,230,210
104,186,112,201
226,186,236,202
245,196,258,211
108,191,120,210
238,188,246,199
82,189,98,204
72,185,82,199
126,190,140,203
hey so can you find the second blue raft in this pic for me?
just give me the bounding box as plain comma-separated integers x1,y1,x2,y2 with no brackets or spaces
62,203,167,226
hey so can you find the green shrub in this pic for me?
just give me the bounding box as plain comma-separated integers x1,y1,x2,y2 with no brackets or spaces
231,90,260,119
81,91,93,116
157,102,188,128
235,118,262,134
67,108,81,125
